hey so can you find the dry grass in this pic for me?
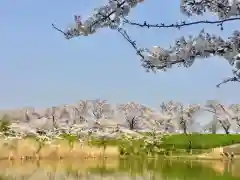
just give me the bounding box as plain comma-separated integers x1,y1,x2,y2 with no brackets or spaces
0,138,120,160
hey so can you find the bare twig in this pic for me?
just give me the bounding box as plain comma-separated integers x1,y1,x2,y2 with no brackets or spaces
52,24,67,36
123,17,240,30
117,28,186,70
216,77,240,88
117,28,144,59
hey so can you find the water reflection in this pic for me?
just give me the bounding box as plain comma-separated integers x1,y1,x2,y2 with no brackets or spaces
0,158,239,180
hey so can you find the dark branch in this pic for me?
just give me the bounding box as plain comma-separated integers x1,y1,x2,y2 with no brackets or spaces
216,77,240,88
117,28,185,71
123,17,240,30
89,1,126,31
52,24,67,36
118,23,238,72
117,28,144,59
52,1,126,37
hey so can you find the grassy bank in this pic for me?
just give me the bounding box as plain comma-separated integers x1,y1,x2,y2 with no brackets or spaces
161,134,240,149
89,134,240,149
0,133,239,159
89,134,240,154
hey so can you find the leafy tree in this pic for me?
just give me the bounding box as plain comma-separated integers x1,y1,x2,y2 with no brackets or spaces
0,115,11,134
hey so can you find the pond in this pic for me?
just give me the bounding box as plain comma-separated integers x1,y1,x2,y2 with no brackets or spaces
0,158,239,180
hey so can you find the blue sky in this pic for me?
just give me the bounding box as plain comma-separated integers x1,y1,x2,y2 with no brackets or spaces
0,0,240,110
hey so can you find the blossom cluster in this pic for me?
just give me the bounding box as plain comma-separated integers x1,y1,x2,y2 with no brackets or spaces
51,0,240,86
142,29,240,74
62,0,144,39
180,0,240,19
132,0,240,78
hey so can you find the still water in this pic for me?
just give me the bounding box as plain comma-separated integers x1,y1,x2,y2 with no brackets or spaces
0,158,239,180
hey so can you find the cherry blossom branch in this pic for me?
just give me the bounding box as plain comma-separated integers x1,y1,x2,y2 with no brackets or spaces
53,0,240,87
52,24,67,36
117,28,186,72
90,1,126,29
141,29,240,69
216,77,240,88
180,0,240,18
123,17,240,30
51,1,126,38
52,0,147,39
117,28,144,59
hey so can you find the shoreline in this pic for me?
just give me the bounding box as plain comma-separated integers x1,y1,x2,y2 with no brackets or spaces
0,154,240,161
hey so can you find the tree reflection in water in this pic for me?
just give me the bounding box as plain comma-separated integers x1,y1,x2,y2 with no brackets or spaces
0,158,239,180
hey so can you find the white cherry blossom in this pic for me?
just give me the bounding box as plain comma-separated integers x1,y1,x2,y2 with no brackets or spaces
51,0,240,87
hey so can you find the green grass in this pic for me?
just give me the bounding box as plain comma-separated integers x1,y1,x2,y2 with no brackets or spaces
0,116,11,134
89,134,240,149
89,134,240,155
161,134,240,149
